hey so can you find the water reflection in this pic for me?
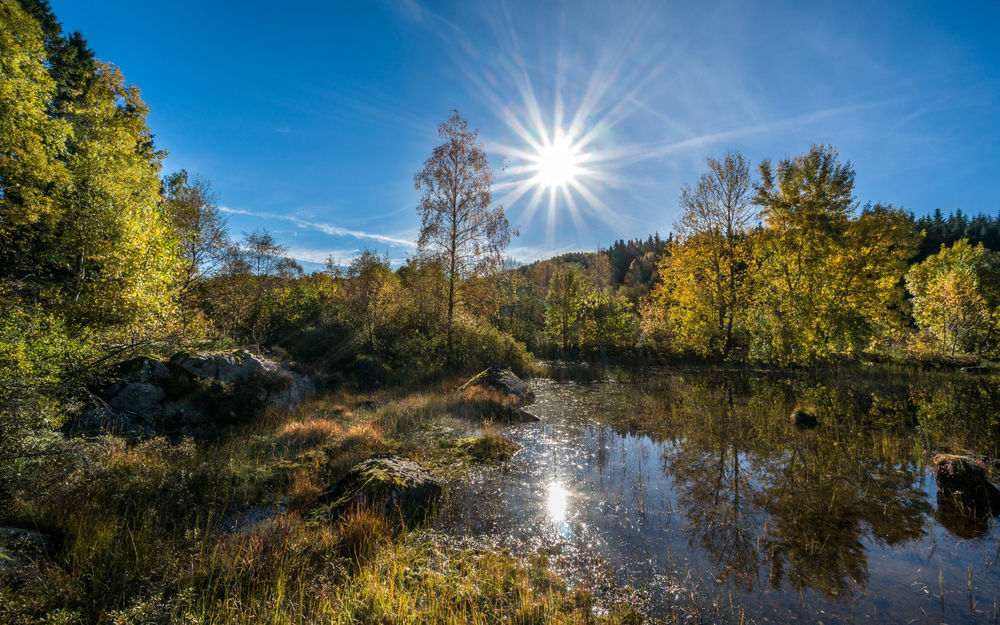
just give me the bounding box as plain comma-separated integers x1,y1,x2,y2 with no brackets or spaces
546,481,569,524
439,367,1000,624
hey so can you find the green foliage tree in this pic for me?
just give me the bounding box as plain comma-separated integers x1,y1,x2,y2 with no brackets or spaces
341,250,400,352
646,153,757,357
0,0,68,258
545,263,586,352
414,110,516,359
906,239,1000,356
163,170,230,309
750,145,918,363
201,231,300,346
57,63,181,339
577,287,638,356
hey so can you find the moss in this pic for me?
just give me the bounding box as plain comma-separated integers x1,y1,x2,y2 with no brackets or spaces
455,432,520,463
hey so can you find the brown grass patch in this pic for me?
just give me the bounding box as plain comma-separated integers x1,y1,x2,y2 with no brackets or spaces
276,417,345,450
336,505,392,565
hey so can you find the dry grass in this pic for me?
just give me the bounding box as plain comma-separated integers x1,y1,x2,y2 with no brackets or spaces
276,416,345,450
0,388,666,625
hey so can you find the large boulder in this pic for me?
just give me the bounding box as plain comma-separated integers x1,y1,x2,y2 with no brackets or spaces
933,454,1000,517
70,350,314,438
310,455,442,523
460,365,535,405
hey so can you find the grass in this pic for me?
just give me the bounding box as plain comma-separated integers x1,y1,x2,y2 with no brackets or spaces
0,387,656,625
454,428,521,463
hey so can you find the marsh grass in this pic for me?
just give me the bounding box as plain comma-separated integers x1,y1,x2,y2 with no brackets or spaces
0,388,656,625
455,427,521,463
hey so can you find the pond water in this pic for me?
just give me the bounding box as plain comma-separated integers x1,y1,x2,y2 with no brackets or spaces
437,365,1000,624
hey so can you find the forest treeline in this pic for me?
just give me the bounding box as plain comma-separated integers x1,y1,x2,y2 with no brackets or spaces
3,0,1000,460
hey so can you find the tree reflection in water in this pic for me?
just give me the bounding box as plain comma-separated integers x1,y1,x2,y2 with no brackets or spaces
652,371,991,600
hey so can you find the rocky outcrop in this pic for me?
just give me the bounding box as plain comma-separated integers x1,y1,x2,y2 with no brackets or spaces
0,528,56,574
310,455,442,523
933,454,1000,517
70,350,314,438
460,365,536,405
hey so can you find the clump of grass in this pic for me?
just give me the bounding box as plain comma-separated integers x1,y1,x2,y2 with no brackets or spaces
455,428,521,463
335,505,393,566
276,416,345,450
287,469,324,511
340,421,385,451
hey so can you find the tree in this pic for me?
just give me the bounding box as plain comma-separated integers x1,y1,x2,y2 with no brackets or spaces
0,0,69,267
414,110,516,359
163,170,230,307
545,263,586,352
646,153,757,356
58,62,181,339
906,239,1000,356
750,145,917,363
204,230,301,346
341,249,400,351
577,287,638,356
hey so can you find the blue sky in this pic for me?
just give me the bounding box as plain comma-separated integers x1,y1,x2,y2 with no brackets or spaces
51,0,1000,269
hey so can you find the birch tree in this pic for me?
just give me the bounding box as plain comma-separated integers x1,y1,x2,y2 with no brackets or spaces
414,110,515,358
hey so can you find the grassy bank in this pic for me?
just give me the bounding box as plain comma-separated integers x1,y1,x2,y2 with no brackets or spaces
0,389,652,625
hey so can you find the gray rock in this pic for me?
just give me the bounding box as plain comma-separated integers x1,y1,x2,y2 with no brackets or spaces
460,365,536,404
175,350,278,384
312,455,442,523
109,382,165,414
71,350,313,439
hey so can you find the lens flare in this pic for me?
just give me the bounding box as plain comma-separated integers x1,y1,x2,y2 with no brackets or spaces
529,134,585,190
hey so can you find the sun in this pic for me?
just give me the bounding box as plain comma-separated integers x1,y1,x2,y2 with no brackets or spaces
530,136,585,190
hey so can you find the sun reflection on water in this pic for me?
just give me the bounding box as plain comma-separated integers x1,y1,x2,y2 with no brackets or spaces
546,481,569,523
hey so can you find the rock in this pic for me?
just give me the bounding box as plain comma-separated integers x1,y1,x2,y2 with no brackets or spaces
173,350,278,384
0,528,56,572
791,409,818,430
933,454,1000,516
311,454,442,523
68,350,314,438
517,407,543,422
109,382,165,413
460,365,535,405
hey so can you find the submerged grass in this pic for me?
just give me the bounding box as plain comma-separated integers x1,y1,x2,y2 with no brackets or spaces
0,387,657,625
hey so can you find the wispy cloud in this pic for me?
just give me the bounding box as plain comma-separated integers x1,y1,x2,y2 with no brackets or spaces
284,247,360,266
219,206,416,248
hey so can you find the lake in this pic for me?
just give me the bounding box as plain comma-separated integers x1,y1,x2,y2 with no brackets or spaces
438,364,1000,624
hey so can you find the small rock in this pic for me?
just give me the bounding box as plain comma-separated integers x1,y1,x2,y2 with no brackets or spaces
0,528,56,572
517,407,542,422
460,365,535,405
311,454,442,523
791,409,818,429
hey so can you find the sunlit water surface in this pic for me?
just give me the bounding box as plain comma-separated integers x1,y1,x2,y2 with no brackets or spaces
437,366,1000,624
